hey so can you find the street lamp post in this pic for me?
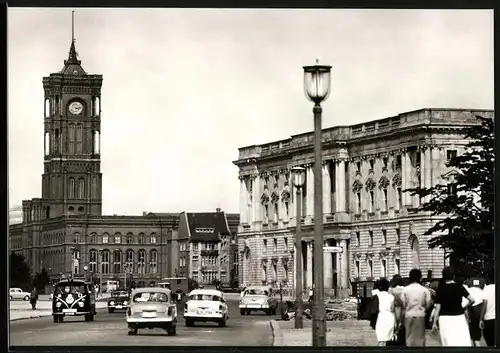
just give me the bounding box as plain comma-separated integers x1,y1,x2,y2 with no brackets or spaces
83,265,89,282
98,250,103,295
124,263,129,290
303,58,332,347
291,166,306,329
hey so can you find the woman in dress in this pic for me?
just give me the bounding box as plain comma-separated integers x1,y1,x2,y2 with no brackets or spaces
389,275,406,346
432,267,476,346
375,278,396,346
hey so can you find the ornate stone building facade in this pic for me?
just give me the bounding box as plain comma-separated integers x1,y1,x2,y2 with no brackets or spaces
233,108,494,297
9,36,240,289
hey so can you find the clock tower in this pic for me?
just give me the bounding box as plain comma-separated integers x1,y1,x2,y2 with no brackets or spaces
41,37,103,217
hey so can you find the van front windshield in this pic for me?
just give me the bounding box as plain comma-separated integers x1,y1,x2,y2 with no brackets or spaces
54,284,86,295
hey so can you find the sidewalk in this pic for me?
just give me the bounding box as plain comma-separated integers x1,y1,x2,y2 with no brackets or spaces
270,319,442,346
9,301,107,321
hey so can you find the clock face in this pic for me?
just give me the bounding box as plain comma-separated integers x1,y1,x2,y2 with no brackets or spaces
69,101,83,115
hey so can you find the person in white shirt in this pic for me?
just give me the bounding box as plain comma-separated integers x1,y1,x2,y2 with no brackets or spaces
463,281,485,346
480,272,495,347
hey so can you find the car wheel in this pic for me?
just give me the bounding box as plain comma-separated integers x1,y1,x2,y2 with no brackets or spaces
246,310,251,315
218,317,227,327
59,316,64,323
240,309,245,316
266,309,272,316
9,296,12,300
128,328,138,336
108,308,115,314
185,319,194,327
24,295,30,301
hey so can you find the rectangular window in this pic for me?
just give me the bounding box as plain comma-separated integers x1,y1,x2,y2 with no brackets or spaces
273,238,278,252
396,229,400,244
102,235,108,244
396,155,402,169
368,260,373,278
383,189,388,211
382,230,387,245
369,159,374,171
151,236,157,244
285,202,289,217
356,232,360,246
369,191,375,212
382,157,388,169
395,258,400,274
263,239,267,253
369,231,373,247
397,188,403,209
355,260,360,278
274,203,279,222
356,193,361,214
115,236,121,244
446,150,457,162
193,242,198,251
356,161,361,173
381,259,387,277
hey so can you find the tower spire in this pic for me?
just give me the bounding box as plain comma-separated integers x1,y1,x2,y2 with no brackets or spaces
65,10,80,65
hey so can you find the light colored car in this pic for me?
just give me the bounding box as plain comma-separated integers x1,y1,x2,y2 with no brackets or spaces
10,288,31,301
126,287,177,336
184,289,228,327
239,285,278,316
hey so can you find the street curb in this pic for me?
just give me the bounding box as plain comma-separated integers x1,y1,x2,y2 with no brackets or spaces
10,314,50,322
270,320,283,346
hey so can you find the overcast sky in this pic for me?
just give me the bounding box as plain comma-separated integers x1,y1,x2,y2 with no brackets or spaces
8,8,494,215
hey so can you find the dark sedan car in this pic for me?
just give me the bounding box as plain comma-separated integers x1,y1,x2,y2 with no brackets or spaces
108,290,131,313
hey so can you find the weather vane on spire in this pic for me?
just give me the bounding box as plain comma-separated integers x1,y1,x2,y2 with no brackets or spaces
72,10,75,43
65,10,81,65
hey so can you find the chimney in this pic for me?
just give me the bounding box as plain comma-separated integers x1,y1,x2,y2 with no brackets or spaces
216,208,221,213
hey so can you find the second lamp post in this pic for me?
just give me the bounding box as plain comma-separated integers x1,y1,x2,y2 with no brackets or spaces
303,58,332,347
292,166,306,329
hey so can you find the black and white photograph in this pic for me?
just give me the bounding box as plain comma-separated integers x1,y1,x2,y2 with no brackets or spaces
8,7,494,347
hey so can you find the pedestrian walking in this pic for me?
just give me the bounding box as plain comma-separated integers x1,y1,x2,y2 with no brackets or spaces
480,270,495,347
401,269,432,346
463,280,484,346
389,274,406,346
374,278,396,346
308,286,314,304
431,267,476,346
30,287,38,310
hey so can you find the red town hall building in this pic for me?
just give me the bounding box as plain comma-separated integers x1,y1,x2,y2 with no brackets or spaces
9,36,239,288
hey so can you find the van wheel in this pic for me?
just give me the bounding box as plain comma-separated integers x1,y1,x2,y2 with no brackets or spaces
59,316,64,323
240,309,245,315
53,316,58,323
218,317,227,327
108,308,115,314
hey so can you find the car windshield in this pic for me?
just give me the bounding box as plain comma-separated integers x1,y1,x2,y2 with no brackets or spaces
133,292,169,303
245,289,268,296
188,294,223,301
54,284,86,295
113,291,128,297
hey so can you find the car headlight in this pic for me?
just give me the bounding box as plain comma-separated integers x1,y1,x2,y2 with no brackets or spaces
56,302,61,308
109,301,115,305
123,301,128,305
78,301,84,307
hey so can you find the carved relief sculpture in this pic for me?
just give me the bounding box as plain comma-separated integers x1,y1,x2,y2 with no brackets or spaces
352,180,363,193
261,193,270,205
378,176,390,189
365,178,376,191
392,173,402,188
270,191,279,204
281,190,291,203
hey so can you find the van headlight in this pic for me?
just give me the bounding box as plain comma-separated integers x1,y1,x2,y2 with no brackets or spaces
123,301,128,305
109,301,115,306
78,301,84,307
56,302,61,308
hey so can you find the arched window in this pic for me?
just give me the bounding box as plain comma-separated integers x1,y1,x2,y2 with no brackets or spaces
102,232,109,244
101,250,110,274
126,249,134,273
68,178,75,199
126,233,133,244
150,250,158,274
78,178,85,199
145,236,150,244
138,233,144,244
68,124,75,154
44,132,50,156
76,124,83,154
89,232,97,244
151,233,157,244
44,98,51,118
113,250,122,274
89,249,98,274
137,250,146,274
94,130,100,154
74,232,80,243
114,233,121,244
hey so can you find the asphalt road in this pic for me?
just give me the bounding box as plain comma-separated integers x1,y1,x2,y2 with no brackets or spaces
10,299,274,346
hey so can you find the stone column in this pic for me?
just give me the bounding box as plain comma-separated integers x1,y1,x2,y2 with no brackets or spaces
425,146,432,194
432,147,443,187
306,242,313,288
339,239,349,295
306,165,314,217
322,162,332,216
239,177,246,224
252,176,261,224
324,240,334,289
336,161,346,212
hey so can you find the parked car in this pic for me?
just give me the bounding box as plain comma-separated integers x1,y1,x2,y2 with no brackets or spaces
108,290,131,313
126,287,177,336
184,289,228,327
239,285,278,316
10,288,31,301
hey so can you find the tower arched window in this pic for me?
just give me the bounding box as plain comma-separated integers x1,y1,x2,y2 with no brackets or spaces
76,124,83,154
113,250,122,274
126,249,134,273
126,233,133,244
44,132,50,156
137,250,146,274
68,124,75,154
89,232,97,244
101,250,110,274
89,249,98,274
150,250,158,274
68,178,75,199
78,178,85,199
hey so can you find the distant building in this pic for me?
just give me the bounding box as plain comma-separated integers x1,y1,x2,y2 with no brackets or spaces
9,205,23,225
177,209,240,285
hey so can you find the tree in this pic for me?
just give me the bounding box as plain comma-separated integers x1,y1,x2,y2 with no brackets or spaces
188,277,199,291
406,116,494,276
9,252,32,290
33,268,50,292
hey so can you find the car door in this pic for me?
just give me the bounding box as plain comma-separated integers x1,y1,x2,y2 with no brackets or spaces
13,289,22,299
